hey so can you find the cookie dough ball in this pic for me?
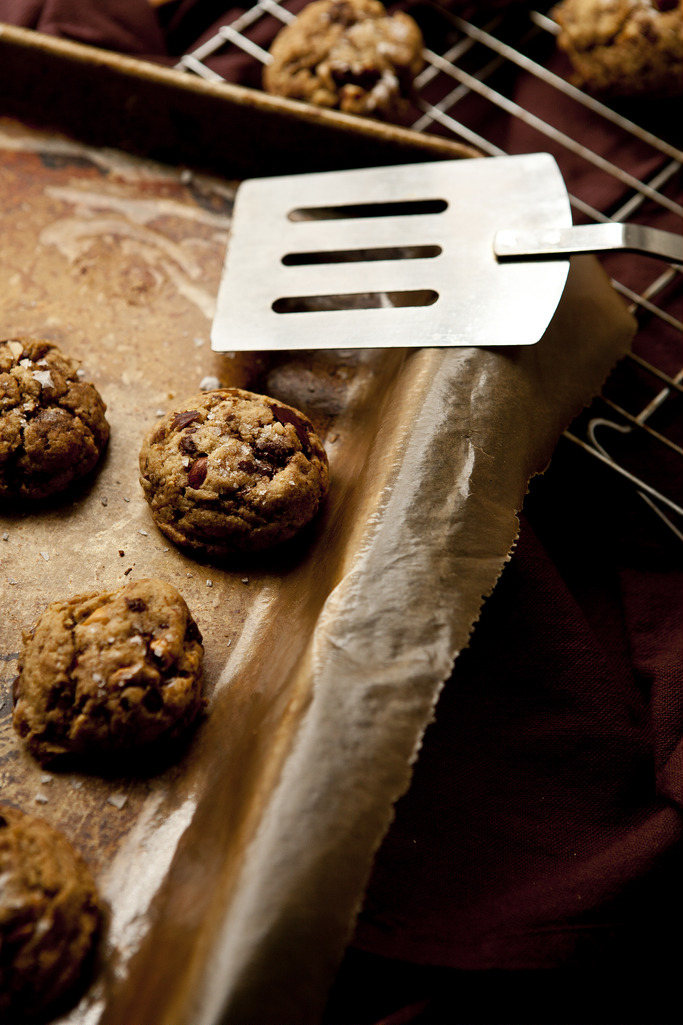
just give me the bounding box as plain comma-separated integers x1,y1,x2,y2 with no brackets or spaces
12,578,205,766
138,388,330,558
263,0,425,120
552,0,683,98
0,804,101,1022
0,338,109,500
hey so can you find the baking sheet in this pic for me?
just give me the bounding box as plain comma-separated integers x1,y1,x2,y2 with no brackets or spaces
0,21,481,179
0,106,635,1025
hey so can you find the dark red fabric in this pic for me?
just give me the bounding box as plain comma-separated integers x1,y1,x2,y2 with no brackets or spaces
2,0,168,55
3,4,680,1021
325,441,682,1023
348,451,682,934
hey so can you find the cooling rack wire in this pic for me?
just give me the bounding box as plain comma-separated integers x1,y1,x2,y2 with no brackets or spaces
175,0,683,541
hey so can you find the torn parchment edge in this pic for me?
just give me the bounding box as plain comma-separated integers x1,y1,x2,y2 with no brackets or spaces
189,257,637,1025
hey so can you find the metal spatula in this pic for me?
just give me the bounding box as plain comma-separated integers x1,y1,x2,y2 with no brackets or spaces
211,153,681,352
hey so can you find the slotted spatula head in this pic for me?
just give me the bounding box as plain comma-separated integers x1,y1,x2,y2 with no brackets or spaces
211,153,572,352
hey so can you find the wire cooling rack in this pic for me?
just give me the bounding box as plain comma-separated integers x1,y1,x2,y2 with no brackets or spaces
174,0,683,541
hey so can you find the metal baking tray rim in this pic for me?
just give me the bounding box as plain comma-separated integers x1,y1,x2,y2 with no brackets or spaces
0,21,481,179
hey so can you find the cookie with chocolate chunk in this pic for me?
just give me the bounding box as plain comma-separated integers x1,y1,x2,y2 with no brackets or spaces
0,804,101,1022
0,338,109,500
138,388,329,558
552,0,682,98
12,578,205,766
263,0,424,120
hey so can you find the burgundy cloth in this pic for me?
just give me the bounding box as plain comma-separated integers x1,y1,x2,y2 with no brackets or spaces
3,3,681,1021
2,0,168,55
328,453,683,1022
1,0,311,83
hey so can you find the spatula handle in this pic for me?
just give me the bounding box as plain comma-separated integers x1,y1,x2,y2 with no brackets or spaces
494,222,682,264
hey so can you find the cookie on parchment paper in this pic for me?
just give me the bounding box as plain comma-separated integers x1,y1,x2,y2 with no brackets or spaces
263,0,425,120
138,388,329,559
12,578,205,767
0,803,101,1023
0,338,109,500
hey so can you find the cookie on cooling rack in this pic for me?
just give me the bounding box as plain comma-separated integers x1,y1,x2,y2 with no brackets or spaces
263,0,425,120
138,388,329,558
0,804,101,1022
551,0,682,98
0,337,109,500
12,578,205,766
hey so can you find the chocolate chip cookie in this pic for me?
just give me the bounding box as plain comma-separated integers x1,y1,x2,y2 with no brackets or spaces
0,804,101,1022
552,0,682,97
263,0,425,120
138,388,329,558
12,578,205,766
0,338,109,500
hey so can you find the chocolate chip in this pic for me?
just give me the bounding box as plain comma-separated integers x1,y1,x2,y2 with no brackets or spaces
126,598,147,613
143,689,163,712
188,456,208,489
185,618,202,643
328,0,357,26
331,63,381,90
171,410,202,430
271,403,311,452
237,458,275,478
179,431,198,455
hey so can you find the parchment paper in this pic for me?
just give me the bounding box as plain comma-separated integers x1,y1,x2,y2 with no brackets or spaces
0,116,636,1025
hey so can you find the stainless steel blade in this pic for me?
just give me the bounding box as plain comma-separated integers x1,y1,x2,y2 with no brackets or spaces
211,153,573,352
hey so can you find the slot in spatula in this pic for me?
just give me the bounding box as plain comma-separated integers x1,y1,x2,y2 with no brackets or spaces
211,152,681,352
